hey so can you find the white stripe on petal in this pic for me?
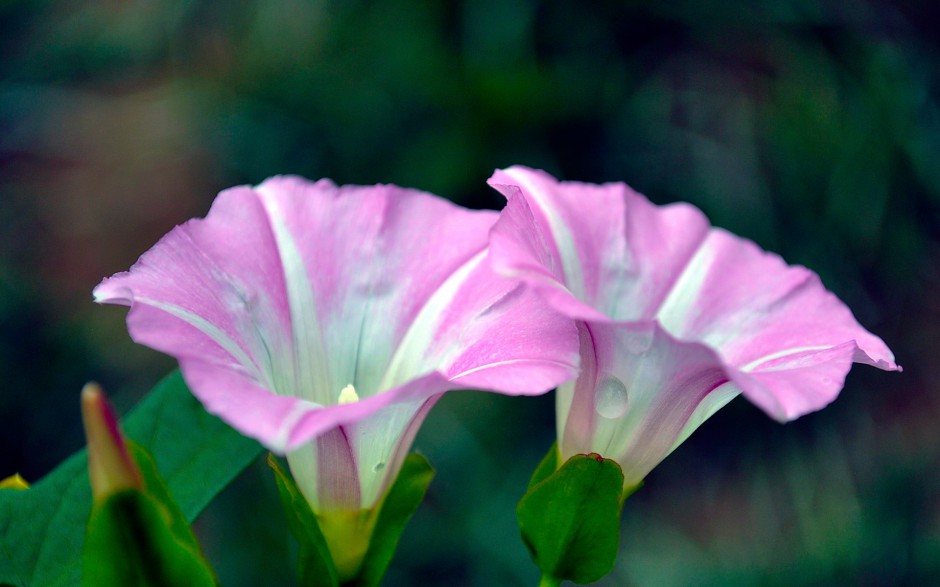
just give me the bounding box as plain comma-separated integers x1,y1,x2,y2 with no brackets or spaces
740,345,834,372
139,297,263,382
670,380,740,451
381,251,486,389
256,187,332,403
449,358,575,381
655,240,715,333
272,398,323,453
504,167,587,301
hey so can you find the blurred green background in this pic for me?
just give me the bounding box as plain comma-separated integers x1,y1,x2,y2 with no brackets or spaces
2,0,938,585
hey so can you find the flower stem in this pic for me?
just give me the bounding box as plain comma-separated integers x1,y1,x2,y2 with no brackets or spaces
539,574,562,587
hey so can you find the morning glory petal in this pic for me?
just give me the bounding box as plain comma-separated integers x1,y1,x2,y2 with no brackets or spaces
95,186,304,450
656,227,899,419
96,175,580,510
557,322,740,488
488,166,712,322
488,166,899,486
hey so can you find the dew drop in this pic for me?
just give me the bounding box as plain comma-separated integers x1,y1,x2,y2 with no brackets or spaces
594,376,629,419
625,331,652,355
373,462,386,472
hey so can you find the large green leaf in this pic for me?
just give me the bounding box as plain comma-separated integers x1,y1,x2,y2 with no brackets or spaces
0,370,263,587
517,452,625,585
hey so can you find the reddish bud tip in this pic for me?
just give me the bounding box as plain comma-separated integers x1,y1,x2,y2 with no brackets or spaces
81,382,141,499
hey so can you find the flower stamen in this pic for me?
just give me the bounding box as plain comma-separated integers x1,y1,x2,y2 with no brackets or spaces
338,384,359,405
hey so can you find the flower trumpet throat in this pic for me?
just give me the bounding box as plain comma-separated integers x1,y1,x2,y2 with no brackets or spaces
488,166,900,490
92,174,579,498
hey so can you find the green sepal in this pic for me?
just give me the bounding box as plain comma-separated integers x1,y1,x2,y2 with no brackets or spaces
82,443,216,587
517,452,625,585
268,452,434,587
527,441,560,490
351,452,434,587
267,454,340,587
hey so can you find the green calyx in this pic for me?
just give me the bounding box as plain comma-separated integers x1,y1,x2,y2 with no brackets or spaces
517,447,627,585
269,451,434,587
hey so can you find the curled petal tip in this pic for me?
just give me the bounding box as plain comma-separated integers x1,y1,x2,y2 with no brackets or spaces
884,359,903,372
81,382,141,499
91,278,134,306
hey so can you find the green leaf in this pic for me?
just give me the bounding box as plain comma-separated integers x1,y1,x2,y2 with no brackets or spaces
517,453,625,585
0,370,263,587
267,454,339,587
352,452,434,587
122,372,263,521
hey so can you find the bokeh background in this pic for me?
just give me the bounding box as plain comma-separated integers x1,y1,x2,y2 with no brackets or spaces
2,1,938,585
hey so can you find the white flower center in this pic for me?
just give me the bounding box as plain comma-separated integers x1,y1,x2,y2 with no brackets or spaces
338,384,359,405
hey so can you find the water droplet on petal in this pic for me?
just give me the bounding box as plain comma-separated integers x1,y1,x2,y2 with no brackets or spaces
625,331,652,355
373,462,386,472
594,376,629,419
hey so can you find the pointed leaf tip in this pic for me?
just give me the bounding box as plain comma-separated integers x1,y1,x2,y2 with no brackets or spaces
1,370,259,587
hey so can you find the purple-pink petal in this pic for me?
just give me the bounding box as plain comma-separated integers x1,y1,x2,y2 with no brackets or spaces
488,166,899,467
656,227,899,419
95,176,580,461
489,167,713,322
558,322,739,487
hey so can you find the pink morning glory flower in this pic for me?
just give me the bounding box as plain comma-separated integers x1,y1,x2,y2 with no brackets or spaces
488,166,900,488
94,176,579,513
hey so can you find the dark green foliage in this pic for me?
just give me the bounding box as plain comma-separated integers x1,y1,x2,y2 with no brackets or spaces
2,1,937,584
0,371,261,587
82,490,216,587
